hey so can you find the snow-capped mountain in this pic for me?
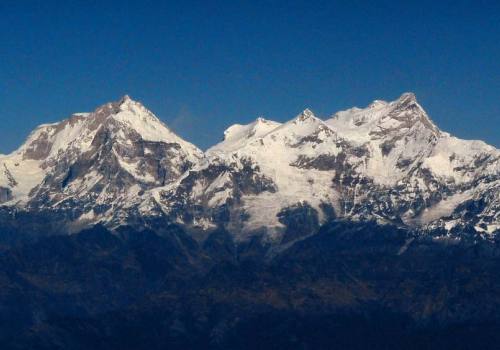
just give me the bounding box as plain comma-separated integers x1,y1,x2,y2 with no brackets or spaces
324,93,499,235
156,108,347,241
0,96,202,229
146,93,499,241
0,93,498,241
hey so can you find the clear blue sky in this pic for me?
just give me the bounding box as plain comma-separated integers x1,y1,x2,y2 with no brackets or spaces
1,0,499,152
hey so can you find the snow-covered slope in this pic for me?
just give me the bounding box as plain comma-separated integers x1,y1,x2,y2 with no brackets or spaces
205,109,344,238
209,117,282,153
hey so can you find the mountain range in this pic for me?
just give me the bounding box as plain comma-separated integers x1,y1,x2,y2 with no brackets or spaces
1,93,498,243
1,93,500,349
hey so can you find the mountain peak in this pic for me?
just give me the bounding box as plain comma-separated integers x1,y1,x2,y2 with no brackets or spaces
294,108,317,123
368,100,388,109
210,117,282,153
120,94,132,102
325,91,441,148
115,94,145,112
302,108,315,117
255,116,272,124
397,92,417,103
389,92,440,134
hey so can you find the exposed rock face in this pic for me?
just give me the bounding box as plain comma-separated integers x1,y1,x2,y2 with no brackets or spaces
0,93,498,244
0,187,12,203
277,201,320,243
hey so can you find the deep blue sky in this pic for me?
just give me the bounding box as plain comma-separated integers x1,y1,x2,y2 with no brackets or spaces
1,0,499,152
